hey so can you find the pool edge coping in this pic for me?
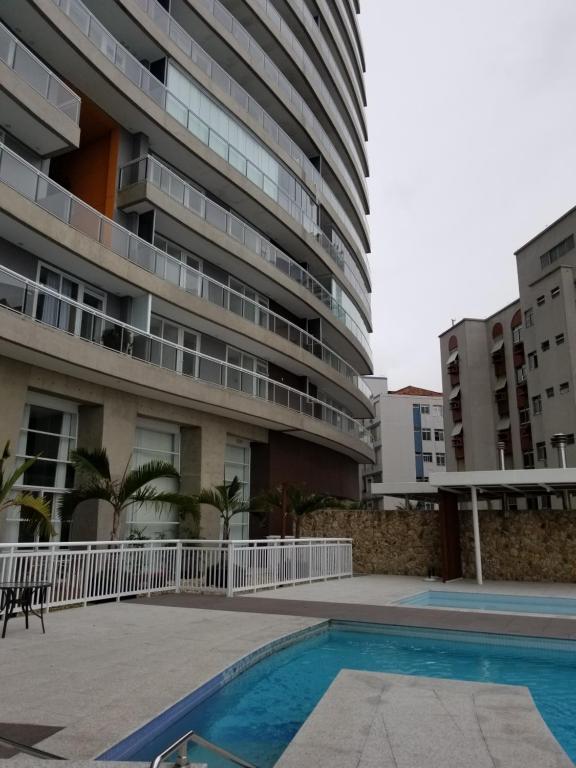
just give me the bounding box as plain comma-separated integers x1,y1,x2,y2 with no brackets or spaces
96,619,330,761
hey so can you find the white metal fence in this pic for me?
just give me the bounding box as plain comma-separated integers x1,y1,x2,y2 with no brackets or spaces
0,538,353,607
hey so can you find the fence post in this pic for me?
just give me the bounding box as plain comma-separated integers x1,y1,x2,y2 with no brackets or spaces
47,544,57,611
308,539,313,583
175,541,182,594
82,544,93,606
226,541,234,597
146,541,153,596
116,542,125,601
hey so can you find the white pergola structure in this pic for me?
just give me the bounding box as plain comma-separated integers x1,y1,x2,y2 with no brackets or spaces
371,469,576,585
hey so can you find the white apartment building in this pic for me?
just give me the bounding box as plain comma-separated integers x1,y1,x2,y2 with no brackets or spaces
361,378,446,509
0,0,373,542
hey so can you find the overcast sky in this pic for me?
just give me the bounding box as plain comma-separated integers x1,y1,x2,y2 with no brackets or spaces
359,0,576,391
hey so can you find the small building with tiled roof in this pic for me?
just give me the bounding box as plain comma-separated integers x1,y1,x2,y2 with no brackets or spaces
389,385,443,397
361,377,446,509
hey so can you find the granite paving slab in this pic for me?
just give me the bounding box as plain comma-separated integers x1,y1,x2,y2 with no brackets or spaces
274,670,574,768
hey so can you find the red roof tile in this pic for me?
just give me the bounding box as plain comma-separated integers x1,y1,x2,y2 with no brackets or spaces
389,385,443,397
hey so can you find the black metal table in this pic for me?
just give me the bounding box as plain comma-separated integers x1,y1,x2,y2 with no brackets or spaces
0,581,51,638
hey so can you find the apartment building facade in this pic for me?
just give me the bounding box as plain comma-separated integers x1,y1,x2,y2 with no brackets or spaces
0,0,373,542
362,378,446,509
440,205,576,475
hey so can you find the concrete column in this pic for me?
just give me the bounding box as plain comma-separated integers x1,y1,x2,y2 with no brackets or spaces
0,358,30,452
180,426,202,538
72,393,137,541
197,423,228,540
470,486,483,585
0,359,31,542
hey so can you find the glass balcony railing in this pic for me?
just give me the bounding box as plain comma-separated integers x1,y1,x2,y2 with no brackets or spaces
0,142,371,363
0,20,80,123
120,155,370,341
129,0,370,275
119,154,371,356
252,0,366,149
0,264,373,446
51,0,371,299
201,0,365,177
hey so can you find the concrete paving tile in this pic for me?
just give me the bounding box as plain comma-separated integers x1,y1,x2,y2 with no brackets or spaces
276,670,573,768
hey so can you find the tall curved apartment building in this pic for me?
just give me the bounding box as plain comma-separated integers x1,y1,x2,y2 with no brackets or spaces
0,0,373,542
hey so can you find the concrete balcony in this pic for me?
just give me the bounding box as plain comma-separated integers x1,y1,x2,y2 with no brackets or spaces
118,155,372,364
6,0,371,313
0,20,80,154
0,143,374,409
172,0,369,211
86,0,371,261
0,265,375,462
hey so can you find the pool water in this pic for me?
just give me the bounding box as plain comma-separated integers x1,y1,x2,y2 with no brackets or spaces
399,590,576,615
121,624,576,767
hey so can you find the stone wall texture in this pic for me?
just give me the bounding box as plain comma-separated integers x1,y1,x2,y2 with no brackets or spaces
460,509,576,582
301,507,576,582
300,509,442,577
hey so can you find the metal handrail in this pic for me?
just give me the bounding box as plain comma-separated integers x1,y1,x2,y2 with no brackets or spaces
150,728,256,768
120,154,372,349
129,0,370,267
0,264,373,444
0,140,371,355
0,735,66,760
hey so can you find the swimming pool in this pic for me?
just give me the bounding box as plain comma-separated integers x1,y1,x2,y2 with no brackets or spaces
399,590,576,615
101,621,576,767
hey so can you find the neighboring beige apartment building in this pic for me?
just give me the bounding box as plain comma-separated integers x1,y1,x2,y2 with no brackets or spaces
361,378,446,509
440,204,576,477
0,0,374,542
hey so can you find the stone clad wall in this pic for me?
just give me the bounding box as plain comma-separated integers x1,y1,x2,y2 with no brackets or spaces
300,509,442,576
301,507,576,582
460,509,576,582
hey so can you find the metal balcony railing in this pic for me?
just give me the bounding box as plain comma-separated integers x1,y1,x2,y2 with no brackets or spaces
49,0,371,305
0,20,80,122
0,265,373,445
0,142,371,359
120,155,372,363
130,0,371,279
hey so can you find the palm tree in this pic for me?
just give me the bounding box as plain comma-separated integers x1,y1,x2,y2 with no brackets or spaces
197,476,250,540
59,448,198,541
256,483,338,538
0,441,53,539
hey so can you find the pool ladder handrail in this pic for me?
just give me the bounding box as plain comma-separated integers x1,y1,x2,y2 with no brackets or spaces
150,728,257,768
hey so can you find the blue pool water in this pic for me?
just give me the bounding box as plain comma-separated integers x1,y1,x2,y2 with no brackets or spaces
399,590,576,615
114,623,576,767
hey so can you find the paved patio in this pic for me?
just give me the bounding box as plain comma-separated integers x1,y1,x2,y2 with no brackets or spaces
2,575,576,767
243,574,576,604
0,602,321,760
136,575,576,640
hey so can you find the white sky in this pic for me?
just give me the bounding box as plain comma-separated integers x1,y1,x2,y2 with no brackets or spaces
360,0,576,391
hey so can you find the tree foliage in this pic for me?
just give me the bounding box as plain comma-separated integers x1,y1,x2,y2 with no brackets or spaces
0,441,53,539
60,448,198,540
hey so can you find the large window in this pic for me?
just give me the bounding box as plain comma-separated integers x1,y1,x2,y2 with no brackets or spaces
226,347,268,397
35,264,105,343
149,315,198,376
166,64,318,232
11,393,77,543
224,439,251,540
127,420,180,539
